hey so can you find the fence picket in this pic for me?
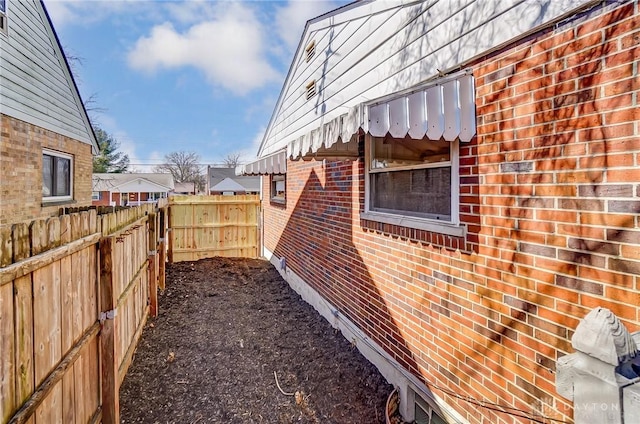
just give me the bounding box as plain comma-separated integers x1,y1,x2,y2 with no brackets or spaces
0,283,15,423
60,216,71,245
46,217,60,250
1,202,167,424
0,227,12,267
11,224,29,262
148,213,157,317
29,220,47,256
13,276,33,409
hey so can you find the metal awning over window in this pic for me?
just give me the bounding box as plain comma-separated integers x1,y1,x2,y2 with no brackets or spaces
366,72,476,142
254,71,476,169
237,150,287,176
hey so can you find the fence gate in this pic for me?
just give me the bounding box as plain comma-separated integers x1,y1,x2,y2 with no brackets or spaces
168,195,260,262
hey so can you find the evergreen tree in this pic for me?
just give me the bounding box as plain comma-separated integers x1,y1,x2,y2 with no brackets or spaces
93,127,130,173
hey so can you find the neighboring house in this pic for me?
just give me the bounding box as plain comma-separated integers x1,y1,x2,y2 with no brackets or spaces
92,173,174,207
173,181,196,195
207,166,260,195
241,1,640,423
0,0,99,226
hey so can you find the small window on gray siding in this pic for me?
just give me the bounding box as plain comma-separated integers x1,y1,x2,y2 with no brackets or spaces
0,0,8,36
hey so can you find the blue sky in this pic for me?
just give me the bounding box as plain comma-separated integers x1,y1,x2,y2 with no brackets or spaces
46,0,347,171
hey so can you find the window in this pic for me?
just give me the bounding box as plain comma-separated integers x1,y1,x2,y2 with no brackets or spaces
0,0,7,36
92,191,101,201
363,135,462,236
271,175,285,203
42,150,73,202
415,395,448,424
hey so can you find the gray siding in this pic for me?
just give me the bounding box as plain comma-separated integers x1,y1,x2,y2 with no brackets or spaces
0,0,94,145
259,0,591,157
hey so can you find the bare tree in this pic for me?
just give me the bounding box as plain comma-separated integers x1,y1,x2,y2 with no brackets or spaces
222,153,242,168
154,151,206,191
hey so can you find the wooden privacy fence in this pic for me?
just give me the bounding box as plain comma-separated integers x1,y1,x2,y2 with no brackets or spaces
168,195,260,262
0,200,168,424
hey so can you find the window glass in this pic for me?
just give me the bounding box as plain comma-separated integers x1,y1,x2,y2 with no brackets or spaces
42,155,53,197
415,395,448,424
271,175,286,202
43,151,72,201
369,136,452,221
55,156,71,196
371,167,451,220
371,137,450,170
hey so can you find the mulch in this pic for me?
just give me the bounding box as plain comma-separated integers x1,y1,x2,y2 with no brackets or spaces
119,257,395,424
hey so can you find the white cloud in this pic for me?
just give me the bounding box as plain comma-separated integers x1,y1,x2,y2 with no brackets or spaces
273,0,341,51
127,2,280,95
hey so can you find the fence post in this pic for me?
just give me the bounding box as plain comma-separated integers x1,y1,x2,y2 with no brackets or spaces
158,208,166,291
148,213,158,317
167,204,173,263
99,237,119,424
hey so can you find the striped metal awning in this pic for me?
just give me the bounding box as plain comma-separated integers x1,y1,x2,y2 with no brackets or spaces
244,71,477,172
365,72,476,142
237,150,287,176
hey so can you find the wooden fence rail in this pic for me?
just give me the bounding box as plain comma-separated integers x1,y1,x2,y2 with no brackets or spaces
0,201,167,424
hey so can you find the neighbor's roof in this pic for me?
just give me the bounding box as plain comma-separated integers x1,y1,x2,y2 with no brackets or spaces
174,181,196,193
208,167,260,192
211,178,248,193
93,173,175,191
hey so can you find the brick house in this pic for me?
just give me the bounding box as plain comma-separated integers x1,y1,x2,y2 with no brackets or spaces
241,1,640,423
92,173,174,207
0,0,99,226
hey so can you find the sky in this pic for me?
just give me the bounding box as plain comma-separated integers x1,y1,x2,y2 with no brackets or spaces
46,0,348,171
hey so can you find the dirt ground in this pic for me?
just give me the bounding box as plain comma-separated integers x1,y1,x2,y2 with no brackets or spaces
119,257,395,423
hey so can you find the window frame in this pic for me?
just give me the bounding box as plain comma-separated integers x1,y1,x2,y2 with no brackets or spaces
361,134,464,237
270,174,286,204
415,394,448,424
42,149,74,203
0,0,8,37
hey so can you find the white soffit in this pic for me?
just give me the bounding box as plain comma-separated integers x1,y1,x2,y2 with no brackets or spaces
239,150,287,175
367,73,476,142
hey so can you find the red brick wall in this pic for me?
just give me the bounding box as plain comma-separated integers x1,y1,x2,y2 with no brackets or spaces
91,191,126,206
0,114,94,226
262,3,639,423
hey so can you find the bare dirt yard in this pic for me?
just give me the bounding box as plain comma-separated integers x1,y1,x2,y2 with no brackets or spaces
119,257,394,424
